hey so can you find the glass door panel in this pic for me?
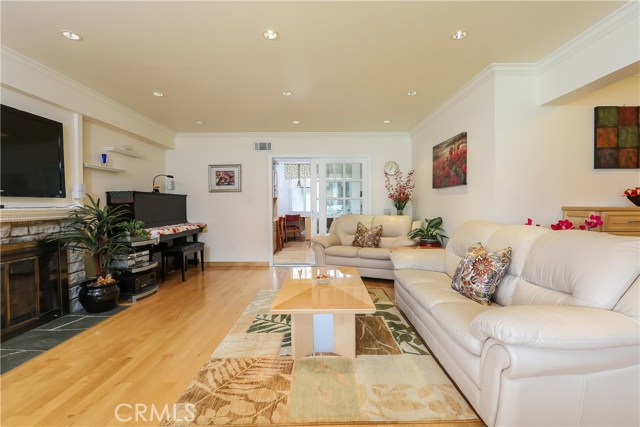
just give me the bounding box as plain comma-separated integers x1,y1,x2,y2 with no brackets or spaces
326,182,344,198
345,182,362,198
310,157,369,237
346,199,363,215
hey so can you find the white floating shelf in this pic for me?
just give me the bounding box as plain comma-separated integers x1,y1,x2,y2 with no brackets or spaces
83,163,126,173
104,146,144,158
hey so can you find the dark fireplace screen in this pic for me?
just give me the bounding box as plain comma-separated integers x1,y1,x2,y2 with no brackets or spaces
1,241,68,340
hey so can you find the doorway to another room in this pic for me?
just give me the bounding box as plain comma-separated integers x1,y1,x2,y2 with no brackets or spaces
272,159,312,265
271,156,370,266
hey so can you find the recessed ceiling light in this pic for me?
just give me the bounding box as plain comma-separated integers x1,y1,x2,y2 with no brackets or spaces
407,90,417,96
152,91,164,97
263,29,278,40
451,30,467,40
61,30,82,41
195,120,204,125
383,120,391,124
292,120,301,124
282,90,293,96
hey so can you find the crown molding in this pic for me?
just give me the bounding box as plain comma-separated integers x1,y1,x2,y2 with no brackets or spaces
1,46,176,147
538,1,639,73
410,64,496,136
175,131,411,139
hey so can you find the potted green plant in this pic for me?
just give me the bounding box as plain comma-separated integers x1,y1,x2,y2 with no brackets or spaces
53,195,131,312
118,219,151,241
408,217,448,248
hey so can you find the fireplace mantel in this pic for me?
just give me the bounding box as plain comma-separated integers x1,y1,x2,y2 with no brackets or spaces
0,207,75,223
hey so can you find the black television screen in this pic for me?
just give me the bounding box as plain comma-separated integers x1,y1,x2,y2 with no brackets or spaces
1,104,66,198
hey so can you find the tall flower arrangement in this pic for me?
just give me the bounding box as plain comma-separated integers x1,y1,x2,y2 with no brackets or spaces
385,169,415,214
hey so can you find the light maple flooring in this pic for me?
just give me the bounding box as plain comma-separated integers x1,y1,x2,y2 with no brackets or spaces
273,239,311,265
0,266,484,427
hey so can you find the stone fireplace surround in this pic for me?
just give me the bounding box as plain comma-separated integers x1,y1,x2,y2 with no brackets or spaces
1,208,86,313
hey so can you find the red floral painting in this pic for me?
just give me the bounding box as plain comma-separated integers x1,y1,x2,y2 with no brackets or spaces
215,171,235,186
433,132,467,188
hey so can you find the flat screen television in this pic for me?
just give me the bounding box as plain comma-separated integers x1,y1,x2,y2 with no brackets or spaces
1,104,66,198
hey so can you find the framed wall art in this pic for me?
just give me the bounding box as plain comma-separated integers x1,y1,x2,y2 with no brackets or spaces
208,164,242,192
433,132,467,188
594,106,639,169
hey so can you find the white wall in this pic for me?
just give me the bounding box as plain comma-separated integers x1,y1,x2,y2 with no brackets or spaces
495,74,640,226
411,70,639,235
167,133,411,262
411,72,497,233
83,120,167,200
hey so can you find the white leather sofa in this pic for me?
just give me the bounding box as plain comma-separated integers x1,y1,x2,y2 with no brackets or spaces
311,214,421,280
391,220,639,427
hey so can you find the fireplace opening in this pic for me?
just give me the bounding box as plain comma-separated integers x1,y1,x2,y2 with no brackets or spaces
1,241,69,341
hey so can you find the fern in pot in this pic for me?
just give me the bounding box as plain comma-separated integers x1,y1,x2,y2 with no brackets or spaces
53,195,130,312
408,217,448,248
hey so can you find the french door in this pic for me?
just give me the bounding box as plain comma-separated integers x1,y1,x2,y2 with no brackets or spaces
310,157,369,236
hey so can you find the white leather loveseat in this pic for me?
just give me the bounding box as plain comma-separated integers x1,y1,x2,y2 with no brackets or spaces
311,214,420,280
391,220,639,427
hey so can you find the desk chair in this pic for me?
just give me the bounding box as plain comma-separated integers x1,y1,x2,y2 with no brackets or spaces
284,214,302,242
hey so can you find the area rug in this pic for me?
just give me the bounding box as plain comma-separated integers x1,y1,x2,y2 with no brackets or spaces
163,288,478,426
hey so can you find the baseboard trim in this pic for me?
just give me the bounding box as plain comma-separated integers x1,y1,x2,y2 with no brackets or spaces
206,261,269,267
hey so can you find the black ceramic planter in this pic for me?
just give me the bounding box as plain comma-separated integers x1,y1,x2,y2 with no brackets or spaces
78,278,120,313
627,195,640,207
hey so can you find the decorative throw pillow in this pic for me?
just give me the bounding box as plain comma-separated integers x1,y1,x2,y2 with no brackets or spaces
352,222,383,248
451,242,512,305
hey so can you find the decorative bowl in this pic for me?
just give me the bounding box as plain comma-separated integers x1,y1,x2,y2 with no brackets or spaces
313,274,332,285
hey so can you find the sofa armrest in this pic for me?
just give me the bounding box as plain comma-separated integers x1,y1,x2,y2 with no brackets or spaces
471,305,640,350
310,234,341,249
390,248,446,272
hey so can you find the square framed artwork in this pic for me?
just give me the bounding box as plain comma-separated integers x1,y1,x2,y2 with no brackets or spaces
208,164,242,192
594,106,639,169
433,132,467,188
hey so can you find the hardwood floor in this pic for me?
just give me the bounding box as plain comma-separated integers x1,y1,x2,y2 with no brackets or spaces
0,266,482,427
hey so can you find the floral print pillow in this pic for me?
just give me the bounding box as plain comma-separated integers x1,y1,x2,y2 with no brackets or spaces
451,242,512,305
352,222,383,248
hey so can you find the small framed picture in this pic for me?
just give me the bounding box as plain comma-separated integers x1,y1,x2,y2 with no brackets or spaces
208,164,242,192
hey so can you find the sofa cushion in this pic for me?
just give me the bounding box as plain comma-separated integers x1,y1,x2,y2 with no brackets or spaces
325,245,359,258
352,222,383,248
333,215,373,246
485,225,550,306
358,247,390,260
444,221,503,277
518,231,640,309
325,255,392,270
451,243,512,305
430,301,495,356
406,280,472,311
391,248,446,271
395,269,450,293
372,215,413,237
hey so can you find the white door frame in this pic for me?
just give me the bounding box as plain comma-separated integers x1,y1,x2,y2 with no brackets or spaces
267,153,371,266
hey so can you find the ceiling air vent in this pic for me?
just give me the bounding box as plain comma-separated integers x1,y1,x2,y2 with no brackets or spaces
254,142,272,151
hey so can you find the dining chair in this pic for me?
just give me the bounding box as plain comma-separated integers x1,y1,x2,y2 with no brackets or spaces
284,214,302,242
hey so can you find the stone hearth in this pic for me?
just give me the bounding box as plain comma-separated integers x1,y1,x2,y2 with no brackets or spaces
1,217,86,313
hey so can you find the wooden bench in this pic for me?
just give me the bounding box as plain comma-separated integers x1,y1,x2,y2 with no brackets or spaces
162,241,205,282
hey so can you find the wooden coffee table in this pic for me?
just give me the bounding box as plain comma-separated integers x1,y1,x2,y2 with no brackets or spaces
270,266,375,359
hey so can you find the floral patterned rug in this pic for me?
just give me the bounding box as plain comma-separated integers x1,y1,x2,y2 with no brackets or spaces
163,288,478,426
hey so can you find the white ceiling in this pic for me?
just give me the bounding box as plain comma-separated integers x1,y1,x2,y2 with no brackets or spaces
0,1,625,133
